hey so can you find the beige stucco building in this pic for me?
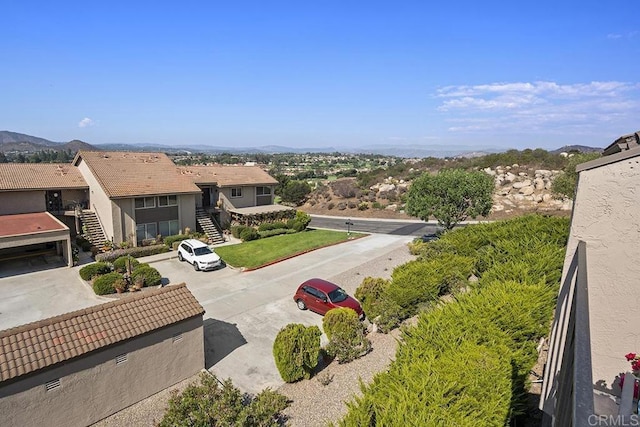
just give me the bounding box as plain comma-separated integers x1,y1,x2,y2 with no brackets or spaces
0,152,285,261
541,136,640,423
0,283,204,427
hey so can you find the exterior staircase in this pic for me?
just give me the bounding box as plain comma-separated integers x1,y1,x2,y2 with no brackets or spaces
196,208,225,245
80,210,108,247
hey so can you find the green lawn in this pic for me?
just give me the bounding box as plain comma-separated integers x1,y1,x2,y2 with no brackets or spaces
216,229,366,269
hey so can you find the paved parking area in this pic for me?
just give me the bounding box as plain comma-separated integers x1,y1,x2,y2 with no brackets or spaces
151,233,413,393
0,257,106,330
0,233,413,394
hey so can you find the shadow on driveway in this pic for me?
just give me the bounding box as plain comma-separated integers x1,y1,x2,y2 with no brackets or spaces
204,318,248,369
0,255,66,279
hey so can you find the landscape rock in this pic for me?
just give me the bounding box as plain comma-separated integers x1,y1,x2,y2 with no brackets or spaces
519,186,535,196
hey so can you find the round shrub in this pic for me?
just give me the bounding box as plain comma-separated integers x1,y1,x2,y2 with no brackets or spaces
79,262,112,281
131,265,162,287
273,324,321,382
239,227,260,241
323,308,371,363
231,225,251,239
354,277,402,333
112,256,140,273
92,272,123,295
354,277,389,316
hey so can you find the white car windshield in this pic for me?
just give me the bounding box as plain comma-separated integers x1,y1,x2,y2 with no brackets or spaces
194,247,213,256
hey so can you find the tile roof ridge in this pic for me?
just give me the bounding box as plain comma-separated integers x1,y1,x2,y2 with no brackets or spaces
0,283,195,337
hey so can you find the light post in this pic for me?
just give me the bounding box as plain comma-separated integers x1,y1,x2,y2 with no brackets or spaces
345,219,354,238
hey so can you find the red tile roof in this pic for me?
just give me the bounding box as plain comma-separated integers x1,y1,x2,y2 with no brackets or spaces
0,212,67,237
177,165,278,187
74,151,201,198
0,283,204,382
0,163,87,191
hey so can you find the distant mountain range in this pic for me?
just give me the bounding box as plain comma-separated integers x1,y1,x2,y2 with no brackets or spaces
0,131,97,153
0,130,603,158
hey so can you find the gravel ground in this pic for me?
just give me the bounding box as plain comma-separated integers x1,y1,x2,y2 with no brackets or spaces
279,245,416,427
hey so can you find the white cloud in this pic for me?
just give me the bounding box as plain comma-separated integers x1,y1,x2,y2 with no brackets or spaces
78,117,95,128
435,80,640,137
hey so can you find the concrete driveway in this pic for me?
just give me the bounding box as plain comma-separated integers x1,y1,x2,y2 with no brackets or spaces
0,259,107,331
152,233,413,394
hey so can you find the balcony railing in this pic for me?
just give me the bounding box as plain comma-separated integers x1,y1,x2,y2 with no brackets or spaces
541,241,637,426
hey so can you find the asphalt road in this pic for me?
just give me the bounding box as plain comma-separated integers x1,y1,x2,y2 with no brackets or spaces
310,214,443,237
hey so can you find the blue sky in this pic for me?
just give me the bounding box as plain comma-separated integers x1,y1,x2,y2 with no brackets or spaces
2,1,639,150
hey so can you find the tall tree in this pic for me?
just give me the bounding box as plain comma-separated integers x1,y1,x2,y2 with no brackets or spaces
406,169,494,230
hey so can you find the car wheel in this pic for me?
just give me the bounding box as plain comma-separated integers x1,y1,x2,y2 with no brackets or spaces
193,262,200,271
178,252,184,262
296,299,307,310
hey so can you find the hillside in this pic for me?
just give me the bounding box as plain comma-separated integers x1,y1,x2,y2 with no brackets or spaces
0,131,56,145
0,131,98,154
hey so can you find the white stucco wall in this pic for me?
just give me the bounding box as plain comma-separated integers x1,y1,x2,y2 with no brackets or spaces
564,154,640,388
76,159,115,241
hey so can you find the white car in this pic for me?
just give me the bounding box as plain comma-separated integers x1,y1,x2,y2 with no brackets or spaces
177,239,222,271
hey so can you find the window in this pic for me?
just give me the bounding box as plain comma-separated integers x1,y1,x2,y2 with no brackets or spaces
256,186,271,196
115,353,128,365
136,223,157,244
45,379,61,392
159,220,179,237
135,197,155,209
231,187,242,198
158,195,178,206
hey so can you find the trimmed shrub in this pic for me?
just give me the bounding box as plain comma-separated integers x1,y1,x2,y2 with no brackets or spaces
131,265,162,287
239,227,260,241
112,256,140,273
258,222,288,231
94,244,170,263
231,225,251,238
258,228,296,238
354,277,402,333
294,211,311,228
92,272,123,295
273,324,321,382
79,262,112,281
163,234,191,247
158,372,288,427
323,308,371,363
388,254,475,316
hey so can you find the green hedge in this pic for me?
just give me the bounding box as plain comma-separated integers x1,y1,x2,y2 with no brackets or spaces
92,272,123,295
95,244,170,263
79,262,112,280
131,265,162,287
387,254,475,317
239,228,260,241
273,324,321,382
258,221,288,231
258,228,297,238
112,256,140,273
158,373,288,427
338,214,570,425
163,234,191,247
354,277,402,333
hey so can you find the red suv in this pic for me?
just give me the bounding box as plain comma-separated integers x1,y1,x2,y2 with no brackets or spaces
293,278,364,320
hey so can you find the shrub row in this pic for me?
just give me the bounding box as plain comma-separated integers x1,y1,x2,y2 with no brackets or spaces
95,244,170,262
341,214,569,425
163,234,191,247
258,228,297,238
158,372,288,426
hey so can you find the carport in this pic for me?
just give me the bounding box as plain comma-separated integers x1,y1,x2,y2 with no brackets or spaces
0,212,73,267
